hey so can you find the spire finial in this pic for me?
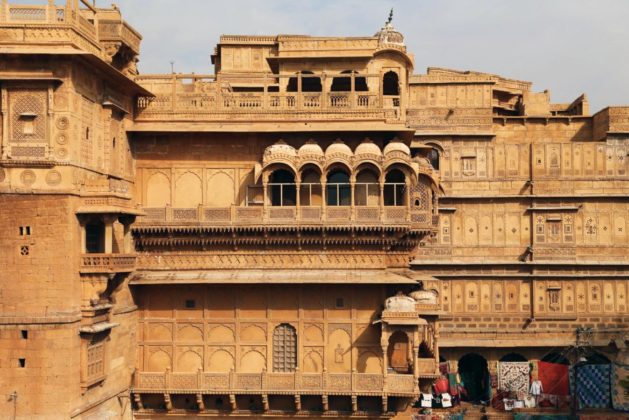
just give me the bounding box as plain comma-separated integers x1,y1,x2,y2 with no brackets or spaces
386,8,393,25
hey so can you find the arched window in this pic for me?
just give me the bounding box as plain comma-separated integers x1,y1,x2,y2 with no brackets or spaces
331,70,368,92
428,148,440,170
384,170,406,206
355,168,379,206
269,169,296,206
273,324,297,372
300,167,322,206
326,170,351,206
287,71,322,92
383,71,399,96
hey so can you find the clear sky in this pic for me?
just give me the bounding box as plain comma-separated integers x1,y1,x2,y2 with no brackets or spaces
25,1,629,112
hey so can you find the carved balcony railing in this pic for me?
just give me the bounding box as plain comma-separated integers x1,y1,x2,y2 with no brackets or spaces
0,3,103,56
134,74,403,123
79,253,136,274
98,19,142,54
134,371,417,396
138,205,427,228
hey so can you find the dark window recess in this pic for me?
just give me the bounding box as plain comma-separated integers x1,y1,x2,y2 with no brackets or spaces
335,298,344,308
85,223,105,253
20,245,29,256
18,358,26,368
21,330,28,339
19,226,31,236
185,299,196,309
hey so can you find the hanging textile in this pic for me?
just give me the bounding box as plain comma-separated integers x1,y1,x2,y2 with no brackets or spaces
575,364,611,409
439,361,449,375
497,361,530,393
538,361,569,396
611,362,629,412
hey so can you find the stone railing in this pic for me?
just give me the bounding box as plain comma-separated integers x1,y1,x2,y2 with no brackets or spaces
134,74,403,123
134,370,416,396
0,3,102,57
139,205,422,227
98,19,142,53
79,253,136,274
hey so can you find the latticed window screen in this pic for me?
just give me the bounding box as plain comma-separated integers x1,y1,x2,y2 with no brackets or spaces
86,339,105,380
272,324,297,372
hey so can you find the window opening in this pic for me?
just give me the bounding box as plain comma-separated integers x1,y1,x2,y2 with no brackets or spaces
326,170,351,206
85,223,105,253
384,170,406,206
19,358,26,368
185,299,196,309
269,169,296,206
273,324,297,372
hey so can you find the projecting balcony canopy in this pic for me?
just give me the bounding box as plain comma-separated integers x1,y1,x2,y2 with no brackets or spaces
129,269,422,285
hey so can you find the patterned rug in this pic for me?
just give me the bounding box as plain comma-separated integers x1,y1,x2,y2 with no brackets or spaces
576,364,611,409
612,362,629,412
498,361,530,393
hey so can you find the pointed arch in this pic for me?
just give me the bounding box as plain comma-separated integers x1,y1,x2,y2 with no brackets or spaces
146,171,171,207
174,171,202,207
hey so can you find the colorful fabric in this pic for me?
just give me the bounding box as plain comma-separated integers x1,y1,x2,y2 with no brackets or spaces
575,364,611,409
514,415,570,420
448,373,458,395
538,361,569,396
497,361,530,393
439,361,449,375
612,362,629,412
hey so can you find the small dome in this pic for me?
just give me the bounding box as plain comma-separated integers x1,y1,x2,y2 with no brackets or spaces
298,141,324,157
325,140,353,158
265,140,297,157
375,24,404,46
383,140,410,156
355,140,382,157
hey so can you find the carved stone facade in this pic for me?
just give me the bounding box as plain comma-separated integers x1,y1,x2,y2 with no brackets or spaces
0,1,628,419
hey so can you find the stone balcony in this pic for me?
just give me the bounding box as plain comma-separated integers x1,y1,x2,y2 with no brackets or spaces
133,74,405,128
79,253,136,274
137,205,437,234
134,370,417,397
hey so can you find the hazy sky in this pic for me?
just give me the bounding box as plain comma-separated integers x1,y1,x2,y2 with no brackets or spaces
40,1,629,111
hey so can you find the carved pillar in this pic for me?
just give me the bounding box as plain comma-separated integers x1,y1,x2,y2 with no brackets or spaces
350,72,356,107
102,215,117,254
164,394,172,411
196,393,205,411
350,174,356,221
295,181,301,209
133,393,144,410
294,394,301,411
379,179,385,219
320,174,327,222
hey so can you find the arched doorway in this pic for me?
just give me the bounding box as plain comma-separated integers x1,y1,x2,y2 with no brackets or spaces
500,353,527,362
331,70,368,92
458,353,490,403
383,71,399,96
387,331,410,374
541,352,570,365
287,71,322,92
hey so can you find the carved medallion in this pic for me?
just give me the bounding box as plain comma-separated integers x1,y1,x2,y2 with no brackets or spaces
45,170,62,186
55,116,69,130
20,170,36,186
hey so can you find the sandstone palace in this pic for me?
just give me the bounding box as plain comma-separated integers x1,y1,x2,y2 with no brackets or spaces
1,1,628,419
